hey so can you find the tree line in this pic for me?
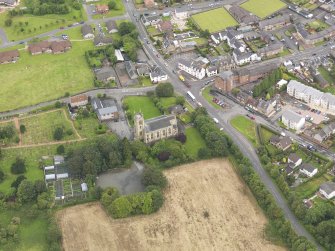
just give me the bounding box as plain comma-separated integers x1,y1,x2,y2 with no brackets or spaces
252,68,282,98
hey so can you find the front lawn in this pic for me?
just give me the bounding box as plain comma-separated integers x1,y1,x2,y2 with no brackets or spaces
92,0,125,19
260,127,275,143
294,175,330,199
231,115,259,147
0,40,94,112
191,8,238,33
55,26,83,40
240,0,286,19
19,109,78,145
123,96,161,124
184,127,207,158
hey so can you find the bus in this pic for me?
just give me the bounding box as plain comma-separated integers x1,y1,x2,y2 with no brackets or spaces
187,91,196,101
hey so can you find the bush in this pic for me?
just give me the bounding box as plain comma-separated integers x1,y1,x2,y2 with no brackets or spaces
175,133,186,143
198,147,211,159
0,170,4,183
53,127,64,140
56,145,65,154
17,180,36,203
11,175,26,189
110,196,133,218
54,101,62,108
142,168,167,189
10,158,26,174
176,96,185,105
19,124,26,134
158,151,170,161
155,83,174,97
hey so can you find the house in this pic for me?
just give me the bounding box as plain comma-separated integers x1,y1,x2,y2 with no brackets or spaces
277,79,288,89
54,155,64,165
257,100,275,117
144,0,155,8
96,4,109,14
106,20,118,34
0,50,19,64
228,5,259,25
125,61,138,80
259,15,290,31
149,66,168,83
70,94,89,108
174,9,188,20
91,98,119,121
246,98,258,111
281,110,305,131
95,67,115,83
178,58,206,80
94,36,113,47
288,153,302,167
136,63,150,76
300,163,318,178
313,122,335,142
206,66,218,77
28,41,72,55
269,135,292,151
257,43,283,58
114,49,124,62
158,20,173,33
319,182,335,199
296,23,335,45
81,24,94,39
0,0,16,6
141,14,161,26
134,113,178,143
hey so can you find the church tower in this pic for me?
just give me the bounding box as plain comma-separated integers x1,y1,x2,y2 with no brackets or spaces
134,113,144,140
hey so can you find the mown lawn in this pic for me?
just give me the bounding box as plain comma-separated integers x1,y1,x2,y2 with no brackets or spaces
294,175,330,199
184,127,206,158
318,66,334,85
231,115,259,147
0,7,86,41
74,116,103,138
160,97,177,109
260,127,274,143
123,96,161,122
240,0,286,19
55,26,83,40
191,8,238,33
0,40,94,112
19,110,78,145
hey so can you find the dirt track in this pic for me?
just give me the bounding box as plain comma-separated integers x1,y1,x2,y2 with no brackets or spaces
57,159,286,251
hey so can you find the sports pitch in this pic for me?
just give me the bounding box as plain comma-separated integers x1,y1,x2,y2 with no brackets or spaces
240,0,286,19
191,8,238,33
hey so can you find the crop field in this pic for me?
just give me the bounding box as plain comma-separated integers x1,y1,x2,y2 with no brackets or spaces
58,159,285,251
191,8,238,33
19,110,78,145
0,41,94,112
240,0,286,19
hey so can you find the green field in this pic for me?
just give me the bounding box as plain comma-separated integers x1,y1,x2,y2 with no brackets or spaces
294,174,330,199
19,110,78,145
74,116,104,138
202,86,222,109
191,8,238,33
231,115,259,147
240,0,286,19
160,97,177,109
184,127,207,158
0,8,86,41
123,96,161,123
0,41,94,112
55,26,83,40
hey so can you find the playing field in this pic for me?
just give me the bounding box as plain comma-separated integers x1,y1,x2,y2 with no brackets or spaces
191,8,238,33
240,0,286,19
58,159,285,251
0,41,94,112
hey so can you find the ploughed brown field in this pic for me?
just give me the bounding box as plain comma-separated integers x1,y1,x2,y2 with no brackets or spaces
57,159,286,251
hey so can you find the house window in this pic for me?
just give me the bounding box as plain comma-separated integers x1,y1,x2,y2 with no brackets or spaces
163,130,166,136
168,128,171,134
157,132,159,138
151,133,153,139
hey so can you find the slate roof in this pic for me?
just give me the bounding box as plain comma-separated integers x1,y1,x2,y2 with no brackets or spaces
282,110,304,124
95,67,115,81
259,15,290,29
300,163,316,173
82,24,93,36
106,20,117,32
320,181,335,194
144,115,176,131
0,49,19,64
91,98,118,116
288,153,301,163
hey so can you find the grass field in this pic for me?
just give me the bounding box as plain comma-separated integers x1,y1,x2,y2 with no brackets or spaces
240,0,286,19
55,26,83,40
260,127,275,143
231,115,258,147
74,116,103,138
184,127,206,158
0,41,94,112
58,159,285,251
191,8,238,33
294,174,331,199
0,205,49,251
0,7,86,41
123,96,161,123
160,97,177,109
19,110,78,145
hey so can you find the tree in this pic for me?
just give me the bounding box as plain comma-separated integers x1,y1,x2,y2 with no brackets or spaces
157,151,170,161
108,1,117,9
231,88,240,96
19,124,26,134
11,175,26,189
110,197,132,218
142,168,167,189
53,127,64,140
155,83,174,97
176,96,185,106
0,170,4,183
5,19,12,27
175,133,187,143
17,180,36,203
34,180,47,195
56,145,65,154
11,157,26,174
198,147,211,159
119,22,136,36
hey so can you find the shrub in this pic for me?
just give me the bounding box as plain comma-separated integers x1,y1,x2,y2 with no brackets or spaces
142,168,167,189
19,124,26,134
158,151,170,161
155,83,174,97
53,127,64,140
11,175,26,189
0,170,4,183
56,145,65,154
175,133,186,144
10,158,26,174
